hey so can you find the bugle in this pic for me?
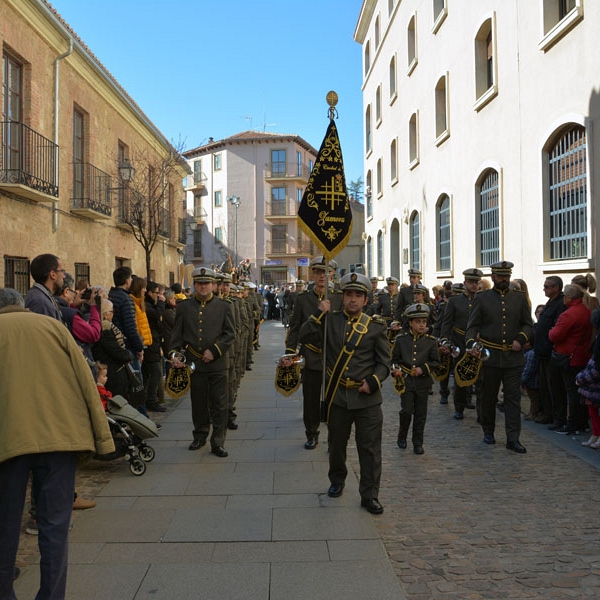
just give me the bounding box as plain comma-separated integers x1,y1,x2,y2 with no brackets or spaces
432,339,461,382
165,351,196,398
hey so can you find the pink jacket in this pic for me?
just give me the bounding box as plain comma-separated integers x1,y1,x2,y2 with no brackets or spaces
549,298,592,368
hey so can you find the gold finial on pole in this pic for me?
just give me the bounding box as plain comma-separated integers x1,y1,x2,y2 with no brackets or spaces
326,90,338,120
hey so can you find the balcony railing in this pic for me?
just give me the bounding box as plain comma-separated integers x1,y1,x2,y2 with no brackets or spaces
265,239,289,255
265,199,299,218
0,121,59,199
71,162,112,218
264,162,312,180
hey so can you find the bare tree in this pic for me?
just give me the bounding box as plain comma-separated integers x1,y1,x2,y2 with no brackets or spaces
117,141,188,280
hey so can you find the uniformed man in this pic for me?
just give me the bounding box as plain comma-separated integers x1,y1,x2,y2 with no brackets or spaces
376,276,399,321
299,272,390,514
465,261,533,453
288,280,305,319
169,267,236,456
394,268,423,321
391,304,440,454
365,277,380,315
284,256,342,449
440,268,483,419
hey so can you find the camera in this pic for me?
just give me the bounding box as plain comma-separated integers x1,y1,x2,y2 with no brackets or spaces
81,287,93,300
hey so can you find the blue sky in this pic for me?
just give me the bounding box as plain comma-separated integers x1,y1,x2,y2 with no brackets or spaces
49,0,366,187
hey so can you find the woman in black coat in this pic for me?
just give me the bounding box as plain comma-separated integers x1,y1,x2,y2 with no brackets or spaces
142,282,165,412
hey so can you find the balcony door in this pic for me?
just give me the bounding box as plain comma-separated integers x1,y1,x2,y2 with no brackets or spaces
73,108,85,200
2,53,22,174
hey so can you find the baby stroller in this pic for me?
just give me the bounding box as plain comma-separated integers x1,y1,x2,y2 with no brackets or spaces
96,395,158,476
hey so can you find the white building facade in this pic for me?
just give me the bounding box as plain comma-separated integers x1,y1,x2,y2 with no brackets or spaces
355,0,600,306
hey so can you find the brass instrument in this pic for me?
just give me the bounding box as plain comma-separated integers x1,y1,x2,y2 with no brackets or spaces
165,351,196,399
432,339,460,382
387,321,401,344
391,363,406,395
275,354,304,397
454,342,490,388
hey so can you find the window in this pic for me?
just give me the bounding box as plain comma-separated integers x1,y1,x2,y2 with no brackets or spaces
367,236,373,277
474,17,497,110
390,139,398,183
375,15,381,49
364,41,371,76
547,125,587,260
407,14,417,74
435,74,449,144
271,224,287,253
375,86,382,125
213,153,222,170
193,159,203,185
271,149,286,175
540,0,582,51
478,169,500,267
74,263,90,286
366,170,373,219
365,105,372,154
376,159,382,196
193,194,203,220
117,142,128,222
2,52,23,174
214,227,223,243
437,195,451,271
193,229,203,257
388,0,395,16
389,56,397,101
410,212,420,270
432,0,448,33
409,112,419,168
73,108,85,201
271,186,287,216
214,190,222,207
377,231,384,277
296,151,302,176
296,187,303,204
4,256,29,296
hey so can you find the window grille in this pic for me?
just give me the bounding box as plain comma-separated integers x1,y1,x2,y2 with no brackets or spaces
479,170,500,266
549,125,587,260
410,213,420,270
438,196,451,271
4,256,29,296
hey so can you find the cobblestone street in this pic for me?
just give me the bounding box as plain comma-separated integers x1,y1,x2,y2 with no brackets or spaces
372,379,600,599
15,322,600,598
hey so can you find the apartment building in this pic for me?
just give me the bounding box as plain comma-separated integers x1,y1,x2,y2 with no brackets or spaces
355,0,599,305
1,0,189,294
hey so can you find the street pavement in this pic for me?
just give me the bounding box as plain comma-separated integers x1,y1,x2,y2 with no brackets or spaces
15,320,600,599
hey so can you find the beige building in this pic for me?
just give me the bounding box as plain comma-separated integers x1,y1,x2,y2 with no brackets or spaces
183,132,366,286
355,0,600,306
1,0,188,295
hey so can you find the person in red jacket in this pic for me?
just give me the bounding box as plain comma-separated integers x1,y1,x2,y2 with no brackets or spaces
549,284,592,434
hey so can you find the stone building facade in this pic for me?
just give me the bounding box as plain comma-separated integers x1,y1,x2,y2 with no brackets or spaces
1,0,188,294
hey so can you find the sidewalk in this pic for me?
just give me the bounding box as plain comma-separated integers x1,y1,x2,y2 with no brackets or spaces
15,320,405,600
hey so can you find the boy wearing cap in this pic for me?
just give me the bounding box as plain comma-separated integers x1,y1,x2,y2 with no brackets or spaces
394,268,423,320
284,256,342,450
391,304,440,454
299,272,390,514
465,261,533,453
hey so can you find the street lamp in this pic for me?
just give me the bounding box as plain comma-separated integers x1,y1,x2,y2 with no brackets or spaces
228,195,241,266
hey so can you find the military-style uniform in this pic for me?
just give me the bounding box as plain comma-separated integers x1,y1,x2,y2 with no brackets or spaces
298,273,390,505
170,272,236,451
285,285,343,443
465,262,533,447
391,306,440,452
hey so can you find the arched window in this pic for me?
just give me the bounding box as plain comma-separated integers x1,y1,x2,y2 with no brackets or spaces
474,17,497,108
389,56,397,100
375,85,382,125
437,195,451,271
377,230,384,277
435,74,449,142
367,235,373,278
376,158,382,195
547,124,587,259
390,139,398,182
364,41,371,76
478,169,500,266
366,170,373,219
410,212,420,270
365,105,372,154
409,112,419,167
407,14,417,73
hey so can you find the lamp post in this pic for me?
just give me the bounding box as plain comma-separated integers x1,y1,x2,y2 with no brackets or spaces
228,195,241,266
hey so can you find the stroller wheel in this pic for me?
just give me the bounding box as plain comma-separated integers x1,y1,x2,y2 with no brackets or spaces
139,445,156,462
129,457,146,476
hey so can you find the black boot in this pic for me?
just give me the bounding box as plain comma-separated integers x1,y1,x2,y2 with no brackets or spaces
397,413,411,449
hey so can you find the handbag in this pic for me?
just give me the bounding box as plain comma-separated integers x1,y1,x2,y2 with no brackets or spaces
125,363,146,408
550,350,571,369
